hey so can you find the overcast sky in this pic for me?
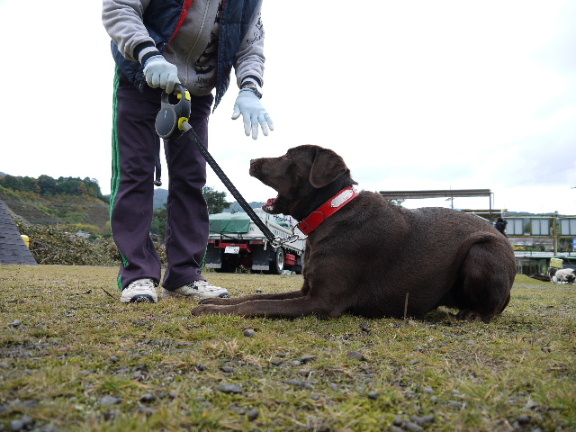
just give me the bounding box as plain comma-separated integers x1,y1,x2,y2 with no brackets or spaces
1,0,575,215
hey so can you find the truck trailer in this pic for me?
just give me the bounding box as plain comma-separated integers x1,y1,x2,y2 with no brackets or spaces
205,209,305,274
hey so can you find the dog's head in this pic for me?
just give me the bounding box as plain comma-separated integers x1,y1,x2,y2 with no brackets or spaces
249,145,356,218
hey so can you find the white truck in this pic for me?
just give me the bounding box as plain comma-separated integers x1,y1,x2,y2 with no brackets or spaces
205,208,305,274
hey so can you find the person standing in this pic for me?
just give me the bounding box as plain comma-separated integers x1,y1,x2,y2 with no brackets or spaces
102,0,273,303
495,217,508,237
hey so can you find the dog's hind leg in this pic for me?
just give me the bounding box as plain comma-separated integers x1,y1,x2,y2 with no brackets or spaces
452,241,515,323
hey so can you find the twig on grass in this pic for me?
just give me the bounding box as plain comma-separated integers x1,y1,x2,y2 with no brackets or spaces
404,291,409,321
100,287,117,299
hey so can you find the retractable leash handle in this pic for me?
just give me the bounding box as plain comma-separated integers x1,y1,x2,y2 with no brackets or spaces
153,84,191,186
155,84,192,140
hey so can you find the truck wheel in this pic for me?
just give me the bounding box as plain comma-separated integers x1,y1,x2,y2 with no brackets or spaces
269,247,285,275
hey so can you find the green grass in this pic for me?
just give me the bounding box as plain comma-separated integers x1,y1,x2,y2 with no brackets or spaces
1,267,575,431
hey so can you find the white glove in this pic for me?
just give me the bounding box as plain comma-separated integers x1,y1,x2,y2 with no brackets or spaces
232,89,274,140
143,55,180,94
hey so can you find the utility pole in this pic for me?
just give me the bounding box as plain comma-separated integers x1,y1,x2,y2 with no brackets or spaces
553,212,558,255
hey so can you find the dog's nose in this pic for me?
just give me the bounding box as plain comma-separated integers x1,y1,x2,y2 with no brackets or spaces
249,159,259,175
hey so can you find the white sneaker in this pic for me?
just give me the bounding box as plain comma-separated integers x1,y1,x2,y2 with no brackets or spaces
163,280,230,300
120,278,158,303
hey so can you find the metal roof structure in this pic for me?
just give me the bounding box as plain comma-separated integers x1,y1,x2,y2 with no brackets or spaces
379,189,493,200
462,209,507,217
380,189,495,216
0,198,37,265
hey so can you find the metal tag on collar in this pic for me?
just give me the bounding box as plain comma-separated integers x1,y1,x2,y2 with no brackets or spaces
331,188,355,208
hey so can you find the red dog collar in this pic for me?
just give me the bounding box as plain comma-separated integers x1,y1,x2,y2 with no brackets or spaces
297,187,359,235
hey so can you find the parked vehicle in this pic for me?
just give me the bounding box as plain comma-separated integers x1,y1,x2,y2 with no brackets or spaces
205,209,305,274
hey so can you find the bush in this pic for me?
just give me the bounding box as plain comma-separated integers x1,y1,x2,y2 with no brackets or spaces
15,219,120,265
15,219,169,266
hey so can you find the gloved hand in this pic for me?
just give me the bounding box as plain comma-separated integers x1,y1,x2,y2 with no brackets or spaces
232,89,274,140
143,55,180,94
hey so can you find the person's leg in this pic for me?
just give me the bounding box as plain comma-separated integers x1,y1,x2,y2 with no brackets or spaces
161,94,230,299
162,94,213,289
110,69,163,298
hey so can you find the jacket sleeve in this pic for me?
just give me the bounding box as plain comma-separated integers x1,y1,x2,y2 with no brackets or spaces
102,0,158,64
234,7,266,96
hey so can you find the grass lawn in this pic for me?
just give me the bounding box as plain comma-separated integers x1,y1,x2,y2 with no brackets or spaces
1,266,575,432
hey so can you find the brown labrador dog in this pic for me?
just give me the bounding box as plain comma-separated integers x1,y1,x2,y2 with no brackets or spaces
191,145,516,322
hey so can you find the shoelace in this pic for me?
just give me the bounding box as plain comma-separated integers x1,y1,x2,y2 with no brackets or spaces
131,279,154,289
191,281,220,291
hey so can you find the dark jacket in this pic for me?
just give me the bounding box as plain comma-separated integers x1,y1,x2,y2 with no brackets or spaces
109,0,260,108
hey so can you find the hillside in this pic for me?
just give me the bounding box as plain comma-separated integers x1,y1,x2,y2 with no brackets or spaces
153,188,168,209
0,186,110,232
0,170,264,234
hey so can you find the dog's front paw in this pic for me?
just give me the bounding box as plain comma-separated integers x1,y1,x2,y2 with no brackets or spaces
191,304,227,316
199,297,231,305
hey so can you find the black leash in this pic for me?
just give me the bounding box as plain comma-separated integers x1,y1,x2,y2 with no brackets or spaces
182,122,299,247
155,85,299,247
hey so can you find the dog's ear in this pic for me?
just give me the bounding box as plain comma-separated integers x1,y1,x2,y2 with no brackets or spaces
309,148,348,188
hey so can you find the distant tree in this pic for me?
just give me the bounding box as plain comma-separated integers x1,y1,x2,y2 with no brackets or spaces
82,177,104,198
20,176,40,193
150,187,229,242
53,177,103,197
151,204,168,241
203,186,230,214
56,177,84,195
1,175,22,190
38,175,58,195
0,174,104,198
0,174,38,192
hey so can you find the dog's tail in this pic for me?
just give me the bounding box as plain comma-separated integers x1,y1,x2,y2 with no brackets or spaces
447,232,516,317
450,231,517,280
